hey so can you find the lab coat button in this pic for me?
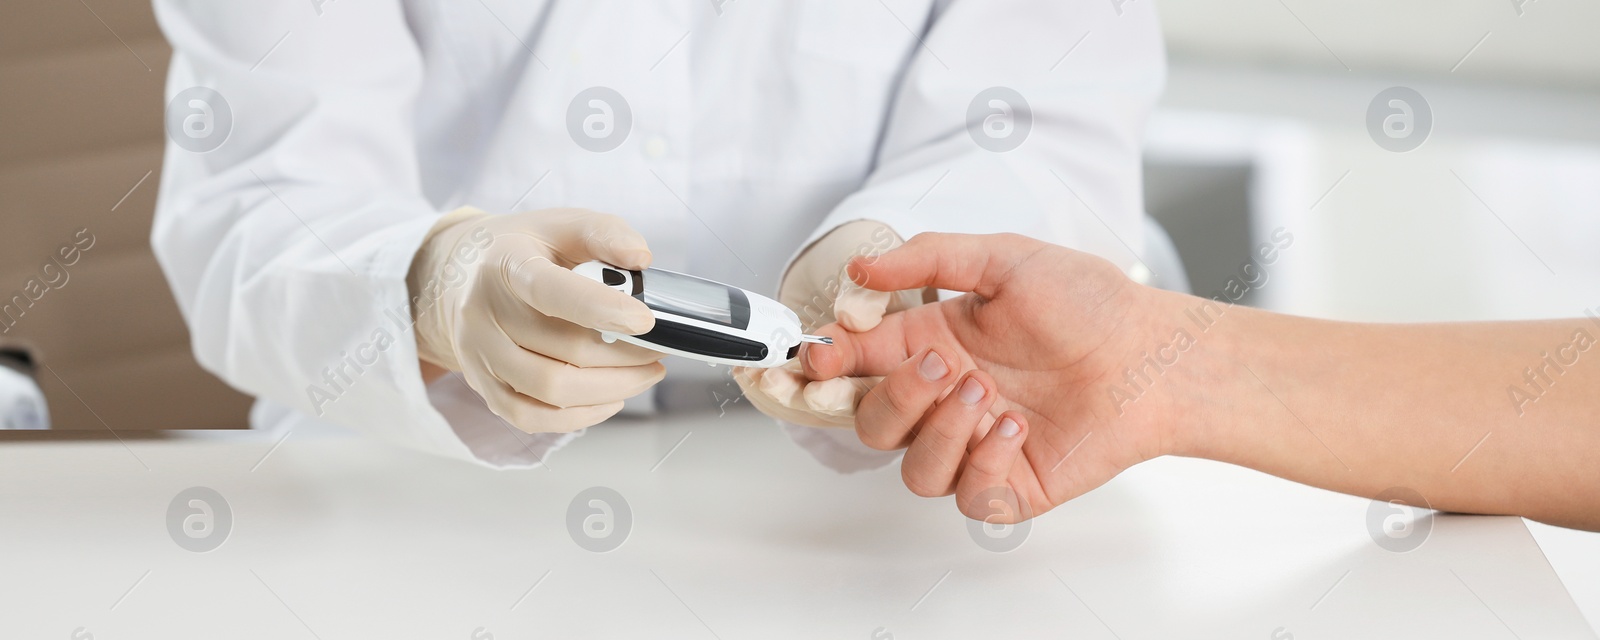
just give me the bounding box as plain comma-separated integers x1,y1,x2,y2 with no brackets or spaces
644,135,669,159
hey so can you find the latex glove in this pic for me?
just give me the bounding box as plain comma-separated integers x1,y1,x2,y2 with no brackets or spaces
410,207,667,433
734,220,927,428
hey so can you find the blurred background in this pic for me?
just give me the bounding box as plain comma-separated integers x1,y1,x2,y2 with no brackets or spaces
0,0,1595,623
1143,0,1600,621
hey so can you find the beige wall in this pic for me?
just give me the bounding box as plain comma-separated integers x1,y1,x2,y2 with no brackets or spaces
0,0,250,429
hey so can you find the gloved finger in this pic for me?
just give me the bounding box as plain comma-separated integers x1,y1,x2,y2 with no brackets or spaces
955,412,1031,524
460,362,627,434
505,311,664,368
847,232,1049,298
485,343,665,409
779,219,901,330
506,256,655,334
740,365,866,419
802,376,871,414
756,366,806,409
733,367,855,429
538,209,653,270
854,346,960,451
833,276,892,333
901,370,998,498
505,398,627,435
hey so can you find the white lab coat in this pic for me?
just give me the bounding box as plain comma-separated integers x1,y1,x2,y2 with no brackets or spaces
151,0,1166,469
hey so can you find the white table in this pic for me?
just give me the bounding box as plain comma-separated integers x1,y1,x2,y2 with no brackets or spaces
2,408,1592,639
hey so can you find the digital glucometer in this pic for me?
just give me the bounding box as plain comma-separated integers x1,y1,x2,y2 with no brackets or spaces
574,261,832,368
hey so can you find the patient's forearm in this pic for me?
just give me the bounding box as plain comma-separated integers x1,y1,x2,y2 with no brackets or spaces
1155,291,1600,529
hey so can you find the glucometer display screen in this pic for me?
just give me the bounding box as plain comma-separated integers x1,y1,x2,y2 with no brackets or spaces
639,269,750,329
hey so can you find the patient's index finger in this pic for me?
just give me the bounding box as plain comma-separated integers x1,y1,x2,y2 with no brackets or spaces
801,313,915,380
849,232,1045,299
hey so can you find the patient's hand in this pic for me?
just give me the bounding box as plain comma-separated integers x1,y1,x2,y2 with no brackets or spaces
808,232,1600,531
735,220,927,428
801,233,1180,523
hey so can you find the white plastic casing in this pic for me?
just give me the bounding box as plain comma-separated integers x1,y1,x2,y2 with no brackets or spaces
573,261,804,368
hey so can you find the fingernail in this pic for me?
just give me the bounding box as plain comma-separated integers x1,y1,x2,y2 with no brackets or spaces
627,249,652,268
997,417,1020,438
958,376,985,405
802,344,817,373
918,351,948,381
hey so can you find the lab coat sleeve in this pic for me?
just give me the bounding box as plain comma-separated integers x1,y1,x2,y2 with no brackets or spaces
784,0,1167,472
150,1,512,466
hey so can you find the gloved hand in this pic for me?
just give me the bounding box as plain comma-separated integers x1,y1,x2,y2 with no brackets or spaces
734,220,928,428
410,207,667,433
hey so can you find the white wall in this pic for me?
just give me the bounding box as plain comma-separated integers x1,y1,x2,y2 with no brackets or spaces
1157,0,1600,90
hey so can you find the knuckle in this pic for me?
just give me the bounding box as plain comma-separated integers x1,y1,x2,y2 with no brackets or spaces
966,460,1000,482
855,419,902,451
585,213,630,239
867,387,924,439
919,419,961,452
564,337,608,367
933,396,985,442
903,232,944,254
966,451,1009,480
500,254,552,296
902,465,947,498
878,381,920,422
526,365,573,407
